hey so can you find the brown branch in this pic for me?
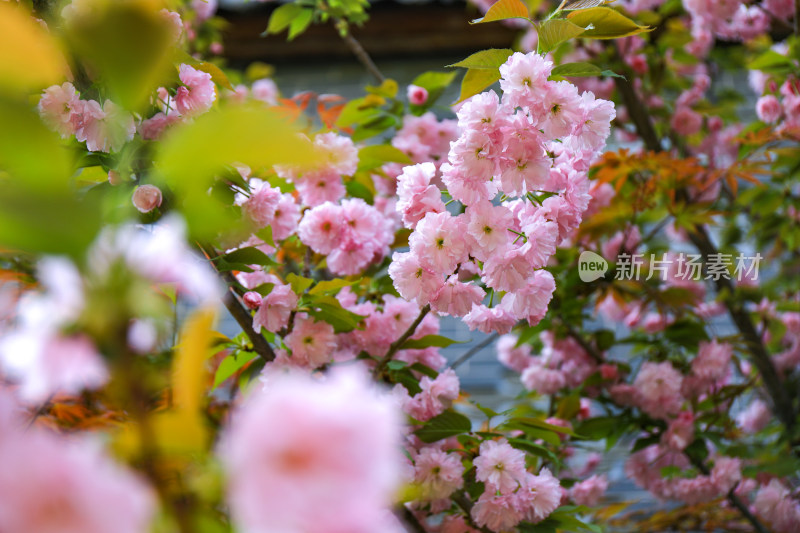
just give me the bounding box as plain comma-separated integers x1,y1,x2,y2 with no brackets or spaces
453,491,494,533
450,332,500,370
335,19,385,84
200,245,277,363
609,47,796,439
373,304,431,378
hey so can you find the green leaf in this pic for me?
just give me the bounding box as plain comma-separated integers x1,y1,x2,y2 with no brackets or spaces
357,145,412,172
153,105,318,240
472,0,531,24
213,351,257,389
266,4,305,35
193,61,235,92
575,416,617,440
335,97,382,128
308,278,359,295
456,68,502,103
255,226,275,247
537,19,585,54
286,273,314,295
414,410,472,443
594,329,615,350
551,62,624,80
508,438,560,463
221,247,274,267
303,295,366,333
401,335,464,350
748,50,796,74
66,1,175,110
410,363,439,378
551,61,603,77
448,48,514,69
567,7,651,39
288,8,313,40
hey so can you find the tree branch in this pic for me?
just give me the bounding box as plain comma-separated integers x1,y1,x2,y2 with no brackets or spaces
335,19,386,84
450,332,500,370
400,507,428,533
373,304,431,378
609,45,796,438
199,245,277,363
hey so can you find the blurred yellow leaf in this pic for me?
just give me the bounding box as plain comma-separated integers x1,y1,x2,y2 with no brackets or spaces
0,4,66,93
173,307,216,412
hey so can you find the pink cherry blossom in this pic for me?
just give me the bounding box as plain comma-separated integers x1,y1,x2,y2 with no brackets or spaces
474,439,527,493
413,447,464,500
756,94,782,123
570,475,608,507
220,367,403,533
499,52,553,112
236,178,282,228
74,99,136,153
175,64,216,116
0,427,154,533
315,132,358,176
253,284,297,333
388,251,445,305
409,212,469,275
463,304,517,334
633,361,684,419
271,193,301,240
251,78,278,105
38,82,81,138
520,468,562,523
297,202,344,254
285,314,337,369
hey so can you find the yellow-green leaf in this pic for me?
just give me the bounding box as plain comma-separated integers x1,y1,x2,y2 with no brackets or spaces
472,0,531,24
448,48,514,70
456,68,502,103
567,7,651,39
537,18,585,53
65,0,175,110
153,105,319,238
194,61,234,92
0,3,66,93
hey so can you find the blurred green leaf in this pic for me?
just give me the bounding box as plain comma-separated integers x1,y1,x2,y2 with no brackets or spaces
567,7,651,39
414,410,472,443
537,19,585,53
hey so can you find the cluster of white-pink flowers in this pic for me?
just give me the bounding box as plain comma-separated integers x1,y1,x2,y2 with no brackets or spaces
38,82,136,153
470,440,562,531
683,0,792,42
219,367,405,533
390,52,615,333
0,217,220,403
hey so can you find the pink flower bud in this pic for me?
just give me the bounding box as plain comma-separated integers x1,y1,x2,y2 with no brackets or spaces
243,291,262,309
600,364,618,380
407,84,428,106
132,184,163,213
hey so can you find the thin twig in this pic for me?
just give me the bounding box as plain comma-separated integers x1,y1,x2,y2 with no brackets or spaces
335,18,385,84
373,304,431,378
450,332,500,370
453,491,494,533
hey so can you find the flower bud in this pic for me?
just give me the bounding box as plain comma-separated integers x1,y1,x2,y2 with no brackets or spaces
132,184,163,213
407,84,428,106
243,291,262,309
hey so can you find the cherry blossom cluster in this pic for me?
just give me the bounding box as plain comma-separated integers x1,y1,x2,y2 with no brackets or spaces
219,367,406,533
390,52,615,334
683,0,792,42
0,217,220,403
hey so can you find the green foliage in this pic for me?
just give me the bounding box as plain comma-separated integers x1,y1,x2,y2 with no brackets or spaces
414,410,473,443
